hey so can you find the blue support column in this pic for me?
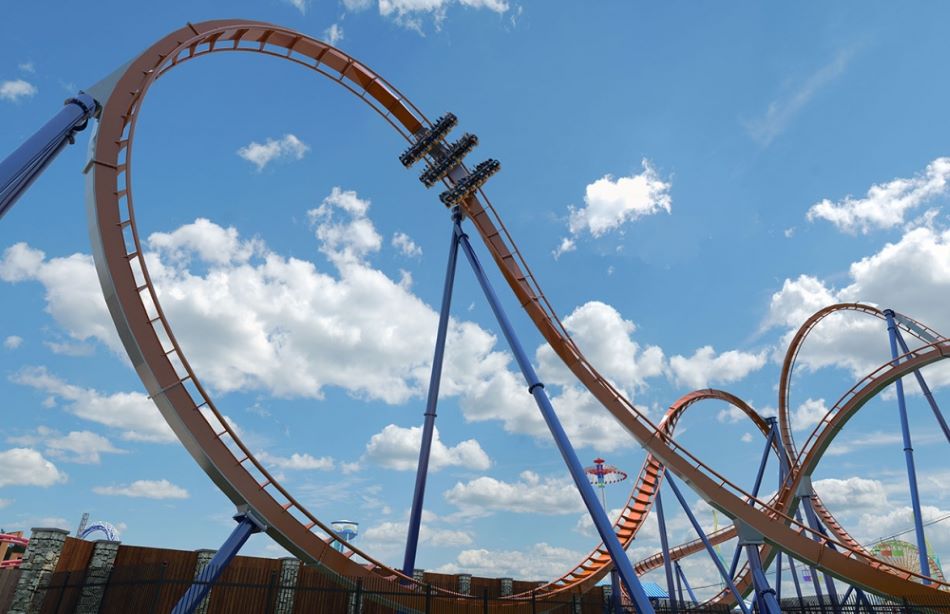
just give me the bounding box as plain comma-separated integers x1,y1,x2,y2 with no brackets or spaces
674,559,684,608
455,224,655,614
172,506,265,614
884,309,932,583
730,423,777,580
774,552,782,603
785,555,806,611
610,568,622,614
662,470,750,614
654,489,678,614
777,421,831,609
401,208,462,578
893,326,950,445
736,521,781,614
0,93,98,218
674,561,698,606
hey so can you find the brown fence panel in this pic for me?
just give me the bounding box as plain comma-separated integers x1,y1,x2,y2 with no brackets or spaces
98,545,198,613
0,568,21,612
292,564,353,614
207,554,281,614
37,569,88,614
54,537,94,572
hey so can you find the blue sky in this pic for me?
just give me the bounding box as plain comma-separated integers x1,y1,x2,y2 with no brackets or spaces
1,0,949,598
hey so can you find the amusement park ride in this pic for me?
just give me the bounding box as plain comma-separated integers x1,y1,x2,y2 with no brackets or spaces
1,18,949,614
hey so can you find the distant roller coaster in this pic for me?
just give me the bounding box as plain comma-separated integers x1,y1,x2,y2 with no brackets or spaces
1,19,948,614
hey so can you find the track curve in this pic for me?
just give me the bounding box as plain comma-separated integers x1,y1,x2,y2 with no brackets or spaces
520,389,772,599
86,20,950,604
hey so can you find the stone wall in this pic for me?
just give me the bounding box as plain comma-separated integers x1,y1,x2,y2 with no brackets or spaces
8,528,70,614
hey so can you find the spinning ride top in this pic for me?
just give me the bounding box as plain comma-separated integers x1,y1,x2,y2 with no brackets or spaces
584,457,628,511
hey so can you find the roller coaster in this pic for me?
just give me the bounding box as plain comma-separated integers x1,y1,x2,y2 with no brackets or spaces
1,19,948,614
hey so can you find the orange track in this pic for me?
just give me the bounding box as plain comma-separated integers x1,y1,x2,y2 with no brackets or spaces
86,20,950,606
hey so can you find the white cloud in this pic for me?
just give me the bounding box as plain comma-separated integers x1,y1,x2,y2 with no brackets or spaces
237,134,310,171
807,157,950,234
392,232,422,258
148,218,263,266
256,451,334,471
309,187,382,266
558,160,671,251
552,237,575,259
435,542,584,580
537,301,664,393
9,426,125,464
11,367,175,443
766,227,950,388
745,48,854,146
740,432,754,443
93,479,188,499
791,397,828,432
344,0,373,9
0,79,37,102
363,424,490,471
443,470,584,517
813,477,888,509
4,335,22,349
0,191,669,451
18,62,34,74
284,0,309,14
378,0,509,32
0,243,121,353
669,346,767,390
324,23,344,46
362,520,472,548
0,448,67,487
857,505,950,555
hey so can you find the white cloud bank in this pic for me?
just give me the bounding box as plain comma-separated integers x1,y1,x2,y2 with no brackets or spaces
807,157,950,234
766,226,950,388
669,346,767,390
8,426,125,464
93,479,188,499
364,424,490,471
444,470,584,517
0,448,67,487
11,366,175,443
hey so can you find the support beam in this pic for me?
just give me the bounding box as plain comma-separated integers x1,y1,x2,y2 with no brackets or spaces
456,224,655,614
884,309,931,583
736,521,781,614
785,554,806,611
610,569,622,614
893,326,950,445
654,489,678,614
663,470,750,614
674,562,698,607
0,93,98,218
402,208,462,578
172,507,266,614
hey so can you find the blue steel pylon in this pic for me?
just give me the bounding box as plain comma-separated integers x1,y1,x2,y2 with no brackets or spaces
402,208,462,579
885,308,938,583
662,470,752,614
451,212,656,614
171,506,266,614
